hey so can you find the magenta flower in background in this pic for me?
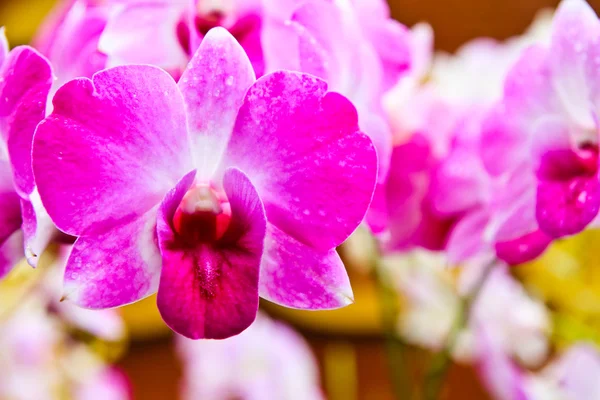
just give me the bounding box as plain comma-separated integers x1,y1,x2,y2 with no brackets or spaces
178,313,324,400
32,28,377,339
98,0,264,76
33,0,108,90
482,0,600,262
264,0,411,185
0,29,54,277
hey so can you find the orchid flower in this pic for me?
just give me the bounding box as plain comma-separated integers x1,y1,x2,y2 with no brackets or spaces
0,295,130,400
178,313,324,400
32,28,377,339
454,263,550,367
264,0,411,187
34,0,109,92
98,0,263,76
0,29,54,276
481,0,600,264
478,327,600,400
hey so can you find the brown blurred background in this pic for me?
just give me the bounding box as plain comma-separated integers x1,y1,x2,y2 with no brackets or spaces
2,0,600,399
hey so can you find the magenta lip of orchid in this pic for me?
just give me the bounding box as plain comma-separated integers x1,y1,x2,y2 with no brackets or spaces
31,27,378,339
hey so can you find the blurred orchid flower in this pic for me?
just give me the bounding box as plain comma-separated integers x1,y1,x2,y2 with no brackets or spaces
264,0,411,188
0,29,54,276
178,313,324,400
98,0,263,76
455,263,550,367
478,326,600,400
34,0,108,91
0,294,129,400
32,28,377,339
482,0,600,264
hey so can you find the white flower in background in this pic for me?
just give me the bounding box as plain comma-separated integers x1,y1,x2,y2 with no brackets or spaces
178,313,324,400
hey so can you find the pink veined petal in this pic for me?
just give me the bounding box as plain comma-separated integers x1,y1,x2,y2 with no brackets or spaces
292,1,384,109
44,0,108,85
0,46,53,196
157,168,266,339
259,223,353,310
550,0,600,130
446,208,491,264
430,146,489,216
178,27,255,180
20,194,55,267
291,4,390,181
0,230,24,279
63,205,163,308
503,45,558,123
33,65,193,236
351,0,411,90
223,71,377,252
98,1,189,70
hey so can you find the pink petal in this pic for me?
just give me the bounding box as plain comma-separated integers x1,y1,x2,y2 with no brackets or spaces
224,71,377,251
178,27,255,179
0,46,52,196
20,194,55,267
361,112,392,183
98,1,188,71
550,0,600,128
157,169,266,339
259,224,353,309
446,208,490,264
63,206,162,308
33,65,193,236
503,45,558,123
378,135,453,251
431,147,489,216
0,161,22,248
43,1,108,85
536,175,600,237
475,326,528,400
550,345,600,399
0,230,23,279
351,0,411,90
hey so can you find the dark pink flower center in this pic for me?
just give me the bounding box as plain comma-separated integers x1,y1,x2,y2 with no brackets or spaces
538,143,599,182
172,184,232,245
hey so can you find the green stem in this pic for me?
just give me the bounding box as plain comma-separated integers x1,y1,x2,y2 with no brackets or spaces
372,247,413,400
423,260,497,400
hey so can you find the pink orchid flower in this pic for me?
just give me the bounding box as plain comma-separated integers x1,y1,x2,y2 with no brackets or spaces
34,0,109,90
178,313,324,400
0,30,54,277
483,0,600,258
264,0,411,185
98,0,264,76
477,326,600,400
32,28,377,339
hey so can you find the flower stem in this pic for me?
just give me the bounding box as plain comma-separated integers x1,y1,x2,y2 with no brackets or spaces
423,259,498,400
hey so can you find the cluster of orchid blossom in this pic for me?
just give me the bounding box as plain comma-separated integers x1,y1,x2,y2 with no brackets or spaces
2,0,600,398
0,249,129,400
